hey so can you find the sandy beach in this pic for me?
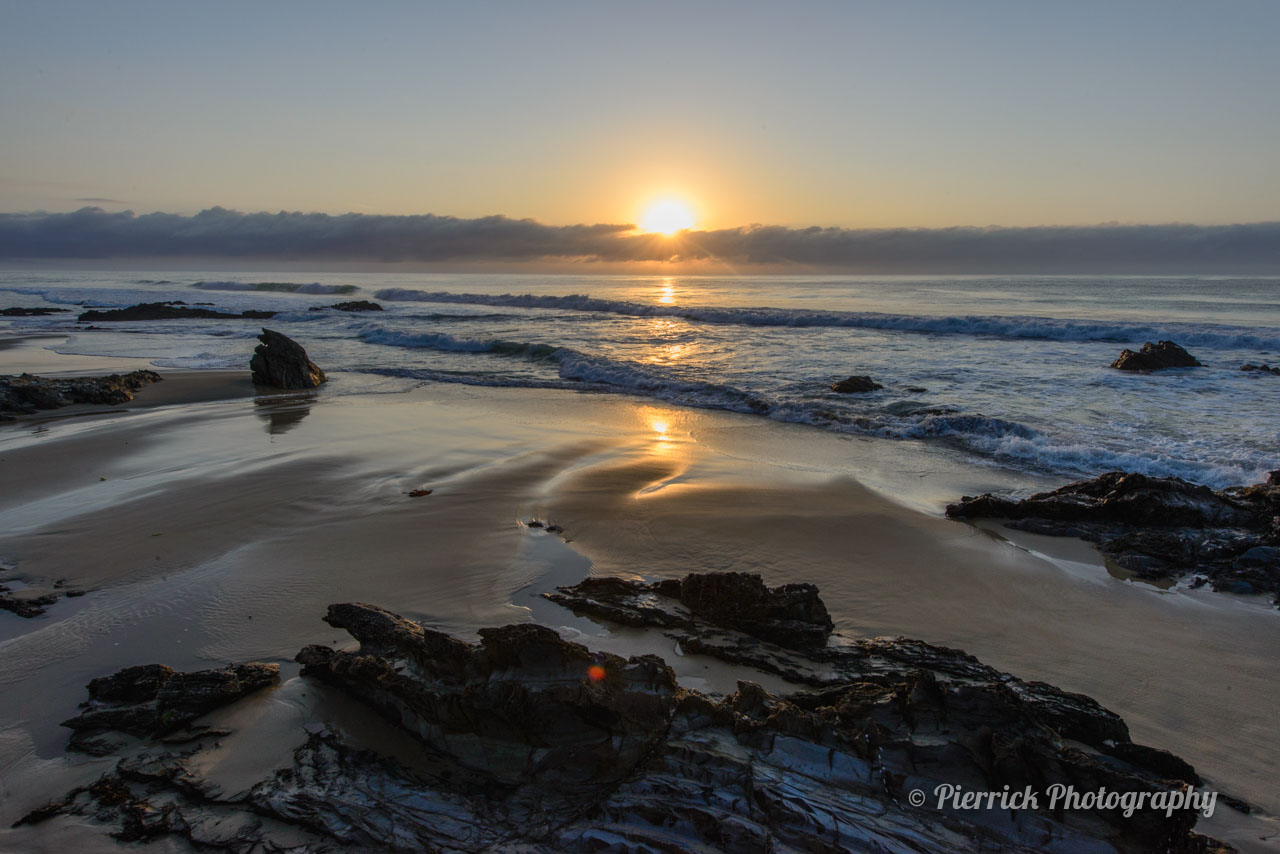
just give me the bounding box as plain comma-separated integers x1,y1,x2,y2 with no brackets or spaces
1,338,1278,852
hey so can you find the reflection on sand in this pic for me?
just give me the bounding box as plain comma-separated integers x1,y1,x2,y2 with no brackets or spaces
254,391,315,435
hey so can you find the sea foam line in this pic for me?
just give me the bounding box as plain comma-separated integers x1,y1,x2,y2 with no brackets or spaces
358,326,1270,487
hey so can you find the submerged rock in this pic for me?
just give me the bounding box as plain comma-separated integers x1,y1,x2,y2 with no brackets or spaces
310,300,384,312
947,471,1280,602
77,302,276,322
249,328,326,389
0,306,70,316
1110,340,1202,371
831,374,885,393
1241,363,1280,375
0,369,162,417
25,587,1232,853
0,584,60,617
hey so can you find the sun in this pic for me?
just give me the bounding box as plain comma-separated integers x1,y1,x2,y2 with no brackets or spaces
640,199,696,235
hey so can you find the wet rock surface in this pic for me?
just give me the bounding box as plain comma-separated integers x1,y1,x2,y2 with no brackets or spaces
831,374,884,393
0,306,70,316
947,471,1280,602
61,663,279,754
1241,363,1280,375
548,571,834,650
249,328,327,389
1110,340,1202,371
21,581,1235,853
0,369,162,418
0,584,61,617
77,302,276,322
310,300,384,312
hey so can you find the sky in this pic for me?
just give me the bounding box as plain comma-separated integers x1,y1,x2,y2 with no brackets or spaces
2,1,1279,270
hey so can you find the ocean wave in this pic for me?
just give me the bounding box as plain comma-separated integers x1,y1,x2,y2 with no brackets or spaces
194,281,358,295
358,324,1269,487
371,288,1280,349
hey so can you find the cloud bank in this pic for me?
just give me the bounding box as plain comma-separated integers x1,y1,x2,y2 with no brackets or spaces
1,207,1278,272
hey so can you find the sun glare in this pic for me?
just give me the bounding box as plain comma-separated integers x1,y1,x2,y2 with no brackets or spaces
640,199,696,235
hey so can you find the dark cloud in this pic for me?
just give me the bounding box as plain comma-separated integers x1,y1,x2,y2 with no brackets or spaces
1,207,1277,272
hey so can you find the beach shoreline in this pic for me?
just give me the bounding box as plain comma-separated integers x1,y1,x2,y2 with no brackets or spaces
1,343,1278,850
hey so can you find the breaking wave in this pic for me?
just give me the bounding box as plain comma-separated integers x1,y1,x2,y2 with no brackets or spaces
372,289,1280,349
357,325,1270,487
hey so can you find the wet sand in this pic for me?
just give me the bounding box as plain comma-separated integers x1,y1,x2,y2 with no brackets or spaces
1,346,1278,851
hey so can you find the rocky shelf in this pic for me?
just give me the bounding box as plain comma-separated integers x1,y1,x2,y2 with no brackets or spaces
948,471,1280,603
14,573,1235,853
0,369,162,420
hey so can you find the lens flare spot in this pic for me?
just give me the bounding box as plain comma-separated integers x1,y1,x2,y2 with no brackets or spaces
587,665,606,681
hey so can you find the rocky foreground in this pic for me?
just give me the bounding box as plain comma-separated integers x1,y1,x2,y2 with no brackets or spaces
948,471,1280,603
0,369,162,420
15,573,1234,853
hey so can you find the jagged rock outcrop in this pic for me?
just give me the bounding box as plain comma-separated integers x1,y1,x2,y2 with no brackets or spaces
310,300,383,312
0,306,69,316
22,585,1234,853
77,302,276,322
831,374,884,393
61,663,279,754
0,369,162,418
947,471,1280,601
1111,340,1202,371
548,572,833,650
249,328,326,389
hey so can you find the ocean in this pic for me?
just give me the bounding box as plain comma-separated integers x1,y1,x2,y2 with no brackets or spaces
3,269,1279,489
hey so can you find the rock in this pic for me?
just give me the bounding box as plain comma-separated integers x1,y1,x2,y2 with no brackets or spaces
831,374,884,393
61,662,279,745
0,370,162,417
547,572,834,650
77,302,276,322
249,329,326,389
0,585,60,618
0,306,70,316
25,591,1234,853
678,571,833,648
1110,340,1202,371
947,471,1280,602
1241,363,1280,375
309,300,383,312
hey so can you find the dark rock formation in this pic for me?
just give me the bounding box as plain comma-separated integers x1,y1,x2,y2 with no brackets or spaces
292,598,1221,852
1241,363,1280,375
551,571,833,650
0,306,70,316
22,588,1233,853
77,303,276,322
60,662,278,754
0,370,162,418
309,300,383,312
947,471,1280,602
249,329,326,389
831,374,884,393
0,584,60,617
1111,340,1202,371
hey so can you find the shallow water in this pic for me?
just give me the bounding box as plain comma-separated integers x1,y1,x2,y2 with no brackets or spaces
4,268,1279,489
